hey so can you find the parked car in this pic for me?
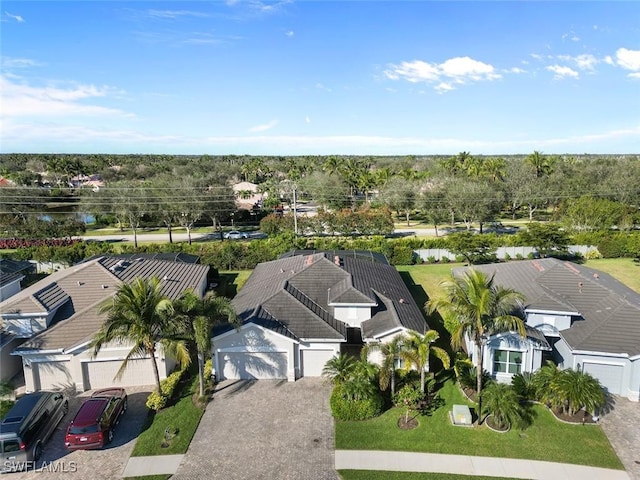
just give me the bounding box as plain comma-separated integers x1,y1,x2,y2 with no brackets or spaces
0,391,68,472
224,230,248,240
64,388,127,450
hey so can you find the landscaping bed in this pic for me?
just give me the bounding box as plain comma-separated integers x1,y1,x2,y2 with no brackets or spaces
339,472,517,480
335,379,623,470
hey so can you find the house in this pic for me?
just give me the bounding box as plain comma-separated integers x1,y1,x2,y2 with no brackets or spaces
0,259,34,302
453,259,640,401
0,255,209,392
212,250,427,381
232,181,264,209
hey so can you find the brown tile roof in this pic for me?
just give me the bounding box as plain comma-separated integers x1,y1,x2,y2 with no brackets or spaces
8,256,208,352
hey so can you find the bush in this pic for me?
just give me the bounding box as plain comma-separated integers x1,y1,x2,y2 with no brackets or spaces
427,256,437,264
388,244,415,265
146,369,186,411
330,384,384,421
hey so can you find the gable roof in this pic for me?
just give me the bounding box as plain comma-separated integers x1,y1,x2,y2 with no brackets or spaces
2,256,208,353
223,250,427,340
454,259,640,357
0,259,32,289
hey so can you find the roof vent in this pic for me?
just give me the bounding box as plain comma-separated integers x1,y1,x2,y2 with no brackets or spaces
399,298,405,304
101,284,108,289
163,275,169,281
279,268,284,273
593,273,599,279
77,281,82,286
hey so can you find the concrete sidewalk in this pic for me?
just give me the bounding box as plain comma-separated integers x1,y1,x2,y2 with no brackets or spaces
335,450,631,480
122,454,184,477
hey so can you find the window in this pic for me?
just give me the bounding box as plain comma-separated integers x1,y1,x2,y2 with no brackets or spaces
493,350,523,374
1,440,21,453
394,357,405,369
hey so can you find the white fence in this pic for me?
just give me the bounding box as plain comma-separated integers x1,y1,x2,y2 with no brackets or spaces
415,245,598,262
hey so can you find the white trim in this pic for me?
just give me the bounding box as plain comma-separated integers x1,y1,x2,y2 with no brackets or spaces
65,341,92,354
80,355,156,363
370,326,407,340
328,301,377,307
581,359,626,368
13,349,64,355
571,350,629,359
26,355,73,363
525,308,580,316
300,338,345,343
630,354,640,361
216,346,288,354
213,322,299,344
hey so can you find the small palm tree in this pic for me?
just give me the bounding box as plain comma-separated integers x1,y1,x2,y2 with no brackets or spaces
93,277,189,394
401,330,451,393
481,382,524,430
555,369,605,416
322,354,356,385
532,360,564,410
173,290,239,397
362,335,406,396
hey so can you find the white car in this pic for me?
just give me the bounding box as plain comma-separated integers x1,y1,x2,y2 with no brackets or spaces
224,230,248,240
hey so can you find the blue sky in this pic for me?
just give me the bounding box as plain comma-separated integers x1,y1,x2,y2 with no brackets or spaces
1,1,639,155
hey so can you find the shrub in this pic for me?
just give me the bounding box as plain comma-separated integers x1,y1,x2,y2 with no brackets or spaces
511,372,536,400
441,256,451,263
329,384,384,421
427,256,437,264
388,244,415,265
515,253,524,260
146,369,186,411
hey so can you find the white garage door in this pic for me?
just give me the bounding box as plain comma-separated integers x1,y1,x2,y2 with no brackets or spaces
583,363,624,395
301,350,336,377
34,361,73,390
82,359,157,390
221,352,287,380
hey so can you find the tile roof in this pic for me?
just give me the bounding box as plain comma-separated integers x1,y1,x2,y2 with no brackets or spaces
454,259,640,357
4,256,208,352
227,251,427,341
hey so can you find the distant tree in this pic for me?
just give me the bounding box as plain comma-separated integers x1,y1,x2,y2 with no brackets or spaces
446,231,496,264
526,151,555,178
521,222,570,257
561,196,628,232
379,177,417,226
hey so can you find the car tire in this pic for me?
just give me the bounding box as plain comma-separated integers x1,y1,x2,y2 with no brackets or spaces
107,429,114,444
33,442,42,461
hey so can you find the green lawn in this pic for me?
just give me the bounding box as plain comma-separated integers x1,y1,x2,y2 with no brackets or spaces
335,380,622,470
584,258,640,293
339,472,519,480
131,375,206,457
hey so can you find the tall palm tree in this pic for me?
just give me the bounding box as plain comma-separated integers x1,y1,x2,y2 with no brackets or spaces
401,330,451,393
173,290,239,397
526,150,554,178
362,335,406,396
93,277,189,394
426,269,526,421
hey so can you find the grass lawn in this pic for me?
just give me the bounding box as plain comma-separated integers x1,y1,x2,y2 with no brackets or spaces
584,258,640,293
339,472,517,480
335,379,622,470
131,374,206,457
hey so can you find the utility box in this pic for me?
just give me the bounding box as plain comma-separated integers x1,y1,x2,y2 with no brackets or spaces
452,404,472,425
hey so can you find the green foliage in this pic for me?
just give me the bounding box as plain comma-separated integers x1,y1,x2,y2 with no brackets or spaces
146,391,168,411
388,244,415,265
0,400,15,418
393,384,425,422
446,231,497,264
330,383,384,421
521,222,570,257
146,369,186,411
481,382,527,429
511,372,536,400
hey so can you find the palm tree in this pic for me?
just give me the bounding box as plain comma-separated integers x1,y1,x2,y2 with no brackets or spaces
362,335,406,397
555,369,605,416
426,269,526,422
526,150,554,178
481,382,524,429
401,330,451,393
322,354,356,385
531,360,564,409
93,277,189,394
174,290,239,397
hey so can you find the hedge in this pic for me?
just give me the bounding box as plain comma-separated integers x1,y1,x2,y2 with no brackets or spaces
329,384,384,421
146,368,187,411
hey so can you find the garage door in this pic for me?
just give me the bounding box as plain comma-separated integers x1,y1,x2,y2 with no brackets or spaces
301,350,336,377
221,352,287,380
82,359,157,390
583,363,624,395
34,361,73,391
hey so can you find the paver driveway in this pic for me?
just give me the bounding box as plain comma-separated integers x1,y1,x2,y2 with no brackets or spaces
600,396,640,480
5,386,153,480
172,378,337,480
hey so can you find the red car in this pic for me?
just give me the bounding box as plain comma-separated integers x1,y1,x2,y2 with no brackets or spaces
64,388,128,450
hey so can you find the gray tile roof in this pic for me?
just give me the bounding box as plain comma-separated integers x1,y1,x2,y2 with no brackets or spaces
228,251,427,341
7,256,209,352
455,259,640,357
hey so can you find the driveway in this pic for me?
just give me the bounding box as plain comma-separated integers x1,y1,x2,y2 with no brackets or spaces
172,379,337,480
7,386,153,480
600,396,640,480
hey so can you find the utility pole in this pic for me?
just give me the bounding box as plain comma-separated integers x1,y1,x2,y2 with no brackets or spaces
293,184,298,235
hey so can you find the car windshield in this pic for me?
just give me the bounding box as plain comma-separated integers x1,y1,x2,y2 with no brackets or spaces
68,425,100,435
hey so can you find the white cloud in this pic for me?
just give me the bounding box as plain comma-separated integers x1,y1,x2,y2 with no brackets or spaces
574,54,597,70
285,30,294,37
561,32,579,42
629,72,640,79
508,67,527,74
0,75,131,118
1,57,41,69
3,12,24,22
615,48,640,72
384,56,501,92
146,10,210,19
305,116,311,124
545,65,579,79
248,119,278,133
604,56,614,65
315,82,332,92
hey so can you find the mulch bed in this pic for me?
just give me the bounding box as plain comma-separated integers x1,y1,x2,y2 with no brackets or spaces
551,408,597,424
397,416,419,430
485,415,509,432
